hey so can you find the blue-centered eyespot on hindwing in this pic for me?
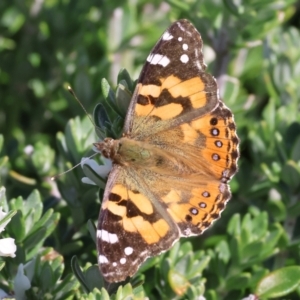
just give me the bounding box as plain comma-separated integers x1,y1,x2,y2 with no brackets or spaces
94,19,239,283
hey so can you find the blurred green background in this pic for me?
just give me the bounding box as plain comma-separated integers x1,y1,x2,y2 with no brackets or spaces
1,0,300,299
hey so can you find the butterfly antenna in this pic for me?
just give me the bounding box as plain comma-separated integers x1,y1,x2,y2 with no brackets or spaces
68,86,97,128
51,153,98,181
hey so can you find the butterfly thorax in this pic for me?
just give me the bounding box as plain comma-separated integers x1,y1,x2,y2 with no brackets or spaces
94,137,191,175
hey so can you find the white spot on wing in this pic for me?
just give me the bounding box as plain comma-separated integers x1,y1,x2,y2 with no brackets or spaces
120,257,126,264
159,56,170,67
191,208,198,215
217,85,220,99
180,54,189,63
219,183,226,193
182,43,188,50
151,54,163,64
162,31,173,40
222,169,229,177
149,54,170,67
177,22,185,32
178,37,183,42
101,270,117,277
99,229,119,244
196,60,202,70
183,228,191,236
147,53,153,62
124,247,133,255
99,255,109,264
113,262,117,267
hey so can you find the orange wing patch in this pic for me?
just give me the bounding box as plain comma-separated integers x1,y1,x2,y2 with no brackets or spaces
103,184,153,215
136,102,183,119
103,184,171,244
129,216,170,244
163,182,229,236
135,75,208,119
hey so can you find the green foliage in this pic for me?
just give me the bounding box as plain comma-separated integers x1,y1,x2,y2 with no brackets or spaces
1,0,300,299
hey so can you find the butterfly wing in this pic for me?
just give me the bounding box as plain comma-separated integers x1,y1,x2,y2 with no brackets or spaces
97,165,179,282
136,100,239,237
124,19,219,137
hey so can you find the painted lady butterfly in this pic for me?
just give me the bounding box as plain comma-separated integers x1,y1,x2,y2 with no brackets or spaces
94,19,239,282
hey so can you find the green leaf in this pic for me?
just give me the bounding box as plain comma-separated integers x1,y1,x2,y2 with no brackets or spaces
227,214,241,236
256,266,300,298
115,83,132,116
205,289,218,300
84,265,104,292
168,268,190,296
24,189,43,223
0,260,5,271
87,219,97,245
9,210,26,241
101,78,121,116
226,272,251,290
52,273,79,297
223,0,245,15
0,134,4,151
30,209,59,236
215,240,230,264
251,212,268,240
222,76,240,105
40,263,54,292
0,209,17,228
242,241,264,263
81,162,107,189
281,160,300,191
291,135,300,161
93,103,111,139
71,256,89,293
117,68,134,91
23,227,47,250
229,236,241,266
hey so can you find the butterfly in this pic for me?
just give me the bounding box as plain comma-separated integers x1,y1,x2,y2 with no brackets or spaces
94,19,239,283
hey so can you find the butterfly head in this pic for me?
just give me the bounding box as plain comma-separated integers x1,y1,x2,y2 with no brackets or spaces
94,138,120,161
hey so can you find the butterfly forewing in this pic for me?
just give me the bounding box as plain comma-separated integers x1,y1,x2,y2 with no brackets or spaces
124,19,219,136
96,19,239,283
